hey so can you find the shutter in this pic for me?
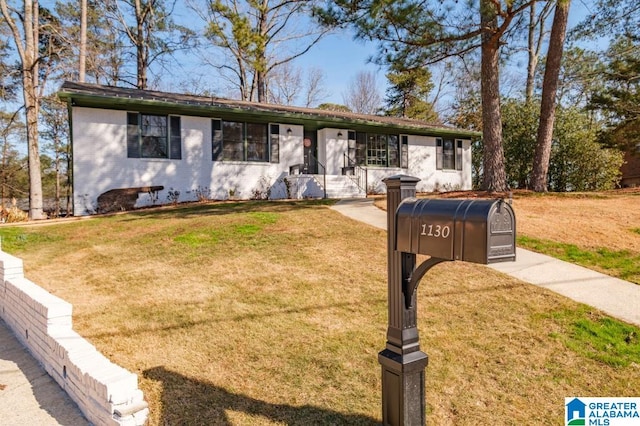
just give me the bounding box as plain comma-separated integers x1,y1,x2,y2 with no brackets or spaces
212,119,222,161
436,138,443,170
169,116,182,159
270,124,279,163
401,135,409,168
127,113,140,158
456,140,463,171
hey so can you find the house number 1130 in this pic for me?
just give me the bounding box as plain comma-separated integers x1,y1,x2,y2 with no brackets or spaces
421,224,451,238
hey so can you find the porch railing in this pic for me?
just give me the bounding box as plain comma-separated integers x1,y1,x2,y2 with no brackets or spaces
343,153,368,194
311,153,327,199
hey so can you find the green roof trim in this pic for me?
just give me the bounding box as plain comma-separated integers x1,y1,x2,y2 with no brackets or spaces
58,82,481,138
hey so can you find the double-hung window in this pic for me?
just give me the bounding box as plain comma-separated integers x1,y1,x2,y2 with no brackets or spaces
436,138,463,171
212,119,279,163
127,113,181,159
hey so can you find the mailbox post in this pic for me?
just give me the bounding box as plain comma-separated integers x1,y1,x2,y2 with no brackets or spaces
379,175,428,426
380,175,516,426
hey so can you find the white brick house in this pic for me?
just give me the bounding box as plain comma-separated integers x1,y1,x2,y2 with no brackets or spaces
58,82,477,215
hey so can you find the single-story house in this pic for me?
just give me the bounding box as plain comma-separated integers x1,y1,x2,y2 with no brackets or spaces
58,81,478,215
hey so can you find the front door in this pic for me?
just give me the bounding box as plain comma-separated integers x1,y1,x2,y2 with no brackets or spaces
303,130,318,174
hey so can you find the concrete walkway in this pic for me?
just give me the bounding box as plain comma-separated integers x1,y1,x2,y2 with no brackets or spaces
331,198,640,327
0,319,88,426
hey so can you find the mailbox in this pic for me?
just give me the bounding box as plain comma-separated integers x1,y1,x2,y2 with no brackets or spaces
395,198,516,264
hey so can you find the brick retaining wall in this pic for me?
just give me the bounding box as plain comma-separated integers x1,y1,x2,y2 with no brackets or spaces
0,250,148,426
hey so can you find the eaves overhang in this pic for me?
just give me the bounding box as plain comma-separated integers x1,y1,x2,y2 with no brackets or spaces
58,83,481,139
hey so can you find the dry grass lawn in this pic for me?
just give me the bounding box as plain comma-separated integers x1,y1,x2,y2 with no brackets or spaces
375,189,640,253
1,195,639,425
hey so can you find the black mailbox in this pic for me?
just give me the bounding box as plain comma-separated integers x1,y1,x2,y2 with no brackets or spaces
395,198,516,264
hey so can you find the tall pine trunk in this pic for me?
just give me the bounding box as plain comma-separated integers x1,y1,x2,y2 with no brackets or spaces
79,0,87,82
531,0,571,192
480,0,507,192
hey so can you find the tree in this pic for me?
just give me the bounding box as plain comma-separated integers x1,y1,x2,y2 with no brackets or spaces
267,64,328,107
0,38,19,101
525,1,553,103
384,64,439,122
531,0,571,192
56,0,125,85
318,0,537,191
588,36,640,150
105,0,196,89
317,102,351,112
1,0,45,219
0,111,27,207
302,67,328,108
41,96,70,217
548,107,623,191
197,0,330,102
342,70,381,114
501,99,539,189
78,0,87,81
573,0,640,41
554,47,603,107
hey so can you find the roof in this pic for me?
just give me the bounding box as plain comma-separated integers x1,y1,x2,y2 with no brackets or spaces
58,81,480,138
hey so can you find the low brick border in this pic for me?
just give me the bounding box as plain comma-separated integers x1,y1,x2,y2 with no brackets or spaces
0,250,148,426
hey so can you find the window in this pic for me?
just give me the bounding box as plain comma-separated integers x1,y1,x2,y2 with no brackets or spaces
212,119,277,163
127,113,181,159
246,123,268,162
367,134,387,166
222,120,244,161
354,132,404,168
436,138,463,170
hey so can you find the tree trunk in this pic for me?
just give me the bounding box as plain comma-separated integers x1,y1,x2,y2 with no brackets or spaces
25,81,44,221
525,3,537,103
256,3,268,103
257,69,266,103
135,0,147,89
79,0,87,82
531,0,571,192
480,0,508,192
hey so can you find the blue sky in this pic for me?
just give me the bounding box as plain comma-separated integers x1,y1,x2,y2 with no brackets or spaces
293,30,385,105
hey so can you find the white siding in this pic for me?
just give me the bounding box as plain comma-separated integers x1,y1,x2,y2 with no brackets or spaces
72,107,472,214
318,128,348,175
72,108,304,214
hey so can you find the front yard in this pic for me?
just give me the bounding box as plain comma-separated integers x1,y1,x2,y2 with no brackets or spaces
1,196,639,424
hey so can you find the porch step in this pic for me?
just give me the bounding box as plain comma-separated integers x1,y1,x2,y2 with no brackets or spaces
314,174,365,199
